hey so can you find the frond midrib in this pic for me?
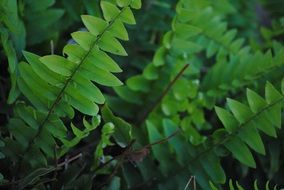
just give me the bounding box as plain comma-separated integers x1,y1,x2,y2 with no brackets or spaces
20,3,131,162
187,95,284,165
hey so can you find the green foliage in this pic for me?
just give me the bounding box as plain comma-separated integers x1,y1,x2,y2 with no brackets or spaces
0,0,284,189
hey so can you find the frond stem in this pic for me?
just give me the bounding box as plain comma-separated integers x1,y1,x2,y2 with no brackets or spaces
138,64,189,125
17,4,130,176
188,96,284,165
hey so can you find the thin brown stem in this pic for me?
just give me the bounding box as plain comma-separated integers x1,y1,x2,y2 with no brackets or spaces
92,129,179,175
1,130,179,188
143,129,180,149
138,64,189,125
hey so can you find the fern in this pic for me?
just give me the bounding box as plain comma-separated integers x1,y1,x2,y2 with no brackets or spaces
1,0,284,189
0,0,25,103
107,0,284,189
136,81,283,190
1,0,141,183
93,122,114,168
0,0,65,104
111,0,206,120
174,0,284,102
207,82,283,184
176,0,240,58
202,42,284,99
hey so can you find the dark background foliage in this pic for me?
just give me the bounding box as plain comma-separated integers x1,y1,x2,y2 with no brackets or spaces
0,0,284,189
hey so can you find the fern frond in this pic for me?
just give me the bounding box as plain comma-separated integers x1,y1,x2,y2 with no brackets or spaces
139,81,283,189
0,0,25,103
175,0,284,103
112,0,209,120
0,0,65,103
202,42,284,98
176,0,241,58
93,122,115,168
190,81,283,187
213,82,283,163
3,0,141,171
24,0,64,45
107,0,284,189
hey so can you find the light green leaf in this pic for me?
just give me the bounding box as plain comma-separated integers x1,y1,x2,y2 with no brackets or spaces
227,98,253,123
222,29,237,44
209,181,220,190
267,104,282,129
254,113,276,137
153,47,166,66
23,51,64,86
247,89,267,113
229,179,235,190
101,105,132,147
65,88,99,116
215,106,238,133
238,122,265,155
39,55,76,76
72,73,105,104
225,137,256,168
265,82,283,104
102,122,115,136
174,23,202,39
143,64,159,80
71,31,95,50
101,1,120,21
90,48,122,72
64,44,122,73
114,86,143,104
17,78,48,111
99,32,127,56
254,180,259,190
71,123,88,138
172,38,202,54
19,63,58,101
236,181,245,190
110,20,129,40
126,75,150,92
79,63,122,86
230,38,244,53
120,7,136,25
81,15,108,36
83,115,100,131
116,0,128,7
206,41,218,58
46,118,68,139
130,0,141,9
